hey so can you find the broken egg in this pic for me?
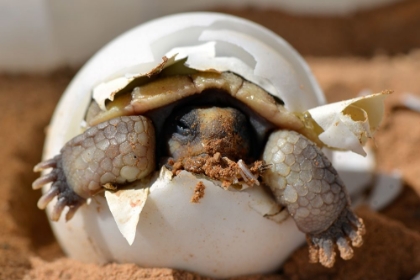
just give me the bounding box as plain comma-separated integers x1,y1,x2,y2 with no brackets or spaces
37,12,387,278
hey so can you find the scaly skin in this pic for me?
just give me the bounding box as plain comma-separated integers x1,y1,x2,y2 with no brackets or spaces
262,130,365,267
33,115,155,221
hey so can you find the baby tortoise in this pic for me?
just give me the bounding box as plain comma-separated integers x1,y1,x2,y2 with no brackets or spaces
33,70,365,268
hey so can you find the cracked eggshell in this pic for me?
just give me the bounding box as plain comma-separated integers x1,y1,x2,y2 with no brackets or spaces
42,12,329,278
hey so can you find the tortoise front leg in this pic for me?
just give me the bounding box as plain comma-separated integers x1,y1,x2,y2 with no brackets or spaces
33,116,155,221
262,130,365,267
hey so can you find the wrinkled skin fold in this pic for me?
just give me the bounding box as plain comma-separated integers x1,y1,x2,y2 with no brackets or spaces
33,77,365,268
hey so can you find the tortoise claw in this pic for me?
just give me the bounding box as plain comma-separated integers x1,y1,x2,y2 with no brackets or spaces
33,155,86,221
307,207,365,267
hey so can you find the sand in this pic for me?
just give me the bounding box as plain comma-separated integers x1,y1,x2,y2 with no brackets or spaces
2,1,420,279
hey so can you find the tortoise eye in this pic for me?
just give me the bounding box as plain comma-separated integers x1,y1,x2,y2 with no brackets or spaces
176,119,192,136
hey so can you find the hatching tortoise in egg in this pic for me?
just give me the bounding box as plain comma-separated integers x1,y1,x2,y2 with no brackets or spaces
33,63,365,268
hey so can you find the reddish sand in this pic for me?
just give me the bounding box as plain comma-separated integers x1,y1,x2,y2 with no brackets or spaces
2,1,420,279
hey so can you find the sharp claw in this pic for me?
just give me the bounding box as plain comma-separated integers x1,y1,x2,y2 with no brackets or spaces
319,239,336,268
65,202,83,221
51,197,67,221
347,211,366,236
37,187,59,209
308,245,319,263
337,237,354,260
349,231,364,247
343,222,364,247
356,218,366,236
347,211,364,229
307,236,320,263
32,173,57,190
33,157,58,172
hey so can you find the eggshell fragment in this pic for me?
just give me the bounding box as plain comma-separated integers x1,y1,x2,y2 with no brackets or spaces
105,187,149,245
87,13,325,115
92,55,179,111
308,91,389,155
75,169,306,278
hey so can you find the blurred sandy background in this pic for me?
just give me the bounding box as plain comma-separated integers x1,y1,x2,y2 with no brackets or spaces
1,0,420,279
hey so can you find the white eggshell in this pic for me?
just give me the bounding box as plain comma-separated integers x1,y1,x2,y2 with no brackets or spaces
41,12,355,278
